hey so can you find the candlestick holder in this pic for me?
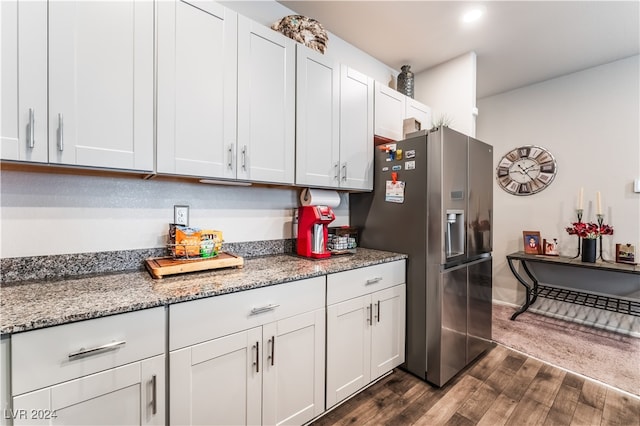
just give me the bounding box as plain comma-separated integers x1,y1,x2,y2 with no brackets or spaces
596,214,610,262
571,209,583,259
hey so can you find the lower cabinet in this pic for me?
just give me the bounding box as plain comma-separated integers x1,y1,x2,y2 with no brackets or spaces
12,355,164,426
326,261,406,409
169,277,326,426
10,307,165,426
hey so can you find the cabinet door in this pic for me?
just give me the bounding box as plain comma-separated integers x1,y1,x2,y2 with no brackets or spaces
374,82,405,141
157,1,237,179
262,309,325,426
405,98,432,134
237,16,295,184
1,0,47,162
326,295,371,409
48,0,153,171
370,284,406,380
295,45,340,188
170,327,262,426
12,355,164,426
339,66,374,190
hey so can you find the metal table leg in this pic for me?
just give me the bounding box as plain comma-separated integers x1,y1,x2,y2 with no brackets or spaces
507,257,540,320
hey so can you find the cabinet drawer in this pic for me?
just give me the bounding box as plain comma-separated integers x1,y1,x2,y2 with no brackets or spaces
12,307,165,396
327,260,406,305
169,277,325,351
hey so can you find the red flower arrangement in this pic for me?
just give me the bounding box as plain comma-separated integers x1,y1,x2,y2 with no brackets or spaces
566,222,614,239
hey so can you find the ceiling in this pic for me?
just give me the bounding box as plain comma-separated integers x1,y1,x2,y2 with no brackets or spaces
278,1,640,98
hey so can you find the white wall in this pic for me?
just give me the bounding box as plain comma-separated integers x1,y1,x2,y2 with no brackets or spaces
477,55,640,303
414,52,477,136
0,170,349,258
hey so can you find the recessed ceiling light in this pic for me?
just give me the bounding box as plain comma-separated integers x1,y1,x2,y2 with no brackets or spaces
462,8,484,23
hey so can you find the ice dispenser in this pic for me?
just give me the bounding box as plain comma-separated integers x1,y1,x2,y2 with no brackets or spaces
445,209,465,259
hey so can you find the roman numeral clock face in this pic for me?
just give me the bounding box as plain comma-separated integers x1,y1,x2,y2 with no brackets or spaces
496,146,557,195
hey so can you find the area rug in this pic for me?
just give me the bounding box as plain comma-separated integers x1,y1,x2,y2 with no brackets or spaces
492,303,640,396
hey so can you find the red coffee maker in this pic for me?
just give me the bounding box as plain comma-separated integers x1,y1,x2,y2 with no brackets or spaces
297,205,336,258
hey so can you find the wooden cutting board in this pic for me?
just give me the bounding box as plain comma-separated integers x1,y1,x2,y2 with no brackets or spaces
145,252,244,279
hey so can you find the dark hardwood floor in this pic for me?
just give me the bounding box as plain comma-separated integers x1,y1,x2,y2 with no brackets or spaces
311,344,640,426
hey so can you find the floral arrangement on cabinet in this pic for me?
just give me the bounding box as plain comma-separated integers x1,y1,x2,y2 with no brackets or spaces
565,222,614,239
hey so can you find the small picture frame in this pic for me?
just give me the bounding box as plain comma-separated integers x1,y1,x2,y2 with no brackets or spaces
615,243,637,265
523,231,542,254
543,238,559,256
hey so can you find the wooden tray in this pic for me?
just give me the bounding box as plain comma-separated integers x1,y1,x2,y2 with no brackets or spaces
145,252,244,279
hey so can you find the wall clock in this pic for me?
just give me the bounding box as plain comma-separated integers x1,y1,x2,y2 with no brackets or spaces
496,145,557,195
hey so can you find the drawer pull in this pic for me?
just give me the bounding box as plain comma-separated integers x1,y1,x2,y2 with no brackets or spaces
68,340,126,359
270,336,275,366
365,277,383,285
253,341,260,373
28,108,35,148
250,304,280,315
151,374,157,415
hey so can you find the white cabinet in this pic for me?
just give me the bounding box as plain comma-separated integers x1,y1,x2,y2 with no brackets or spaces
296,46,373,190
295,45,340,188
1,0,47,163
10,308,165,426
326,261,406,408
237,15,295,184
169,277,326,425
374,82,431,141
339,65,374,190
157,0,237,179
47,0,154,171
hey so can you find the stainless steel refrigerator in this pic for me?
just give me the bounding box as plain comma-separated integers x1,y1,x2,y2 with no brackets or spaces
350,126,493,386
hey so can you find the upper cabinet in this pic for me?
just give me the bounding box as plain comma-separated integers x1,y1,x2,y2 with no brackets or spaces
295,45,340,188
339,65,374,190
374,82,431,141
156,1,238,179
237,16,296,184
1,0,154,171
157,6,296,185
48,0,154,171
296,45,373,191
1,0,48,163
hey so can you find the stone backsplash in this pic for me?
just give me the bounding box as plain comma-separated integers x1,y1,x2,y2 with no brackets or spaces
0,239,295,284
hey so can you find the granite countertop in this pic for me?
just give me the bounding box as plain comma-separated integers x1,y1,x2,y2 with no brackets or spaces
0,248,407,335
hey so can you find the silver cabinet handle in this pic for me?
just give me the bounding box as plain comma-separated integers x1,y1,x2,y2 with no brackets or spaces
253,341,260,373
341,162,347,181
28,108,35,148
250,304,280,315
68,340,126,359
241,145,247,171
228,145,234,170
377,300,381,323
57,113,64,151
151,374,157,415
270,336,275,366
366,304,372,325
334,162,340,181
365,277,383,285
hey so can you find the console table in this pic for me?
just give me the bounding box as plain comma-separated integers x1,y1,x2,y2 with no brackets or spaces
506,251,639,320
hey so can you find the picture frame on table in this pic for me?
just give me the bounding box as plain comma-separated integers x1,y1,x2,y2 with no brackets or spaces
543,238,559,256
523,231,542,254
615,243,637,265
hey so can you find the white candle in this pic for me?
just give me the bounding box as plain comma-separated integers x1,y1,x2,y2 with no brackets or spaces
596,191,602,215
578,187,584,210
